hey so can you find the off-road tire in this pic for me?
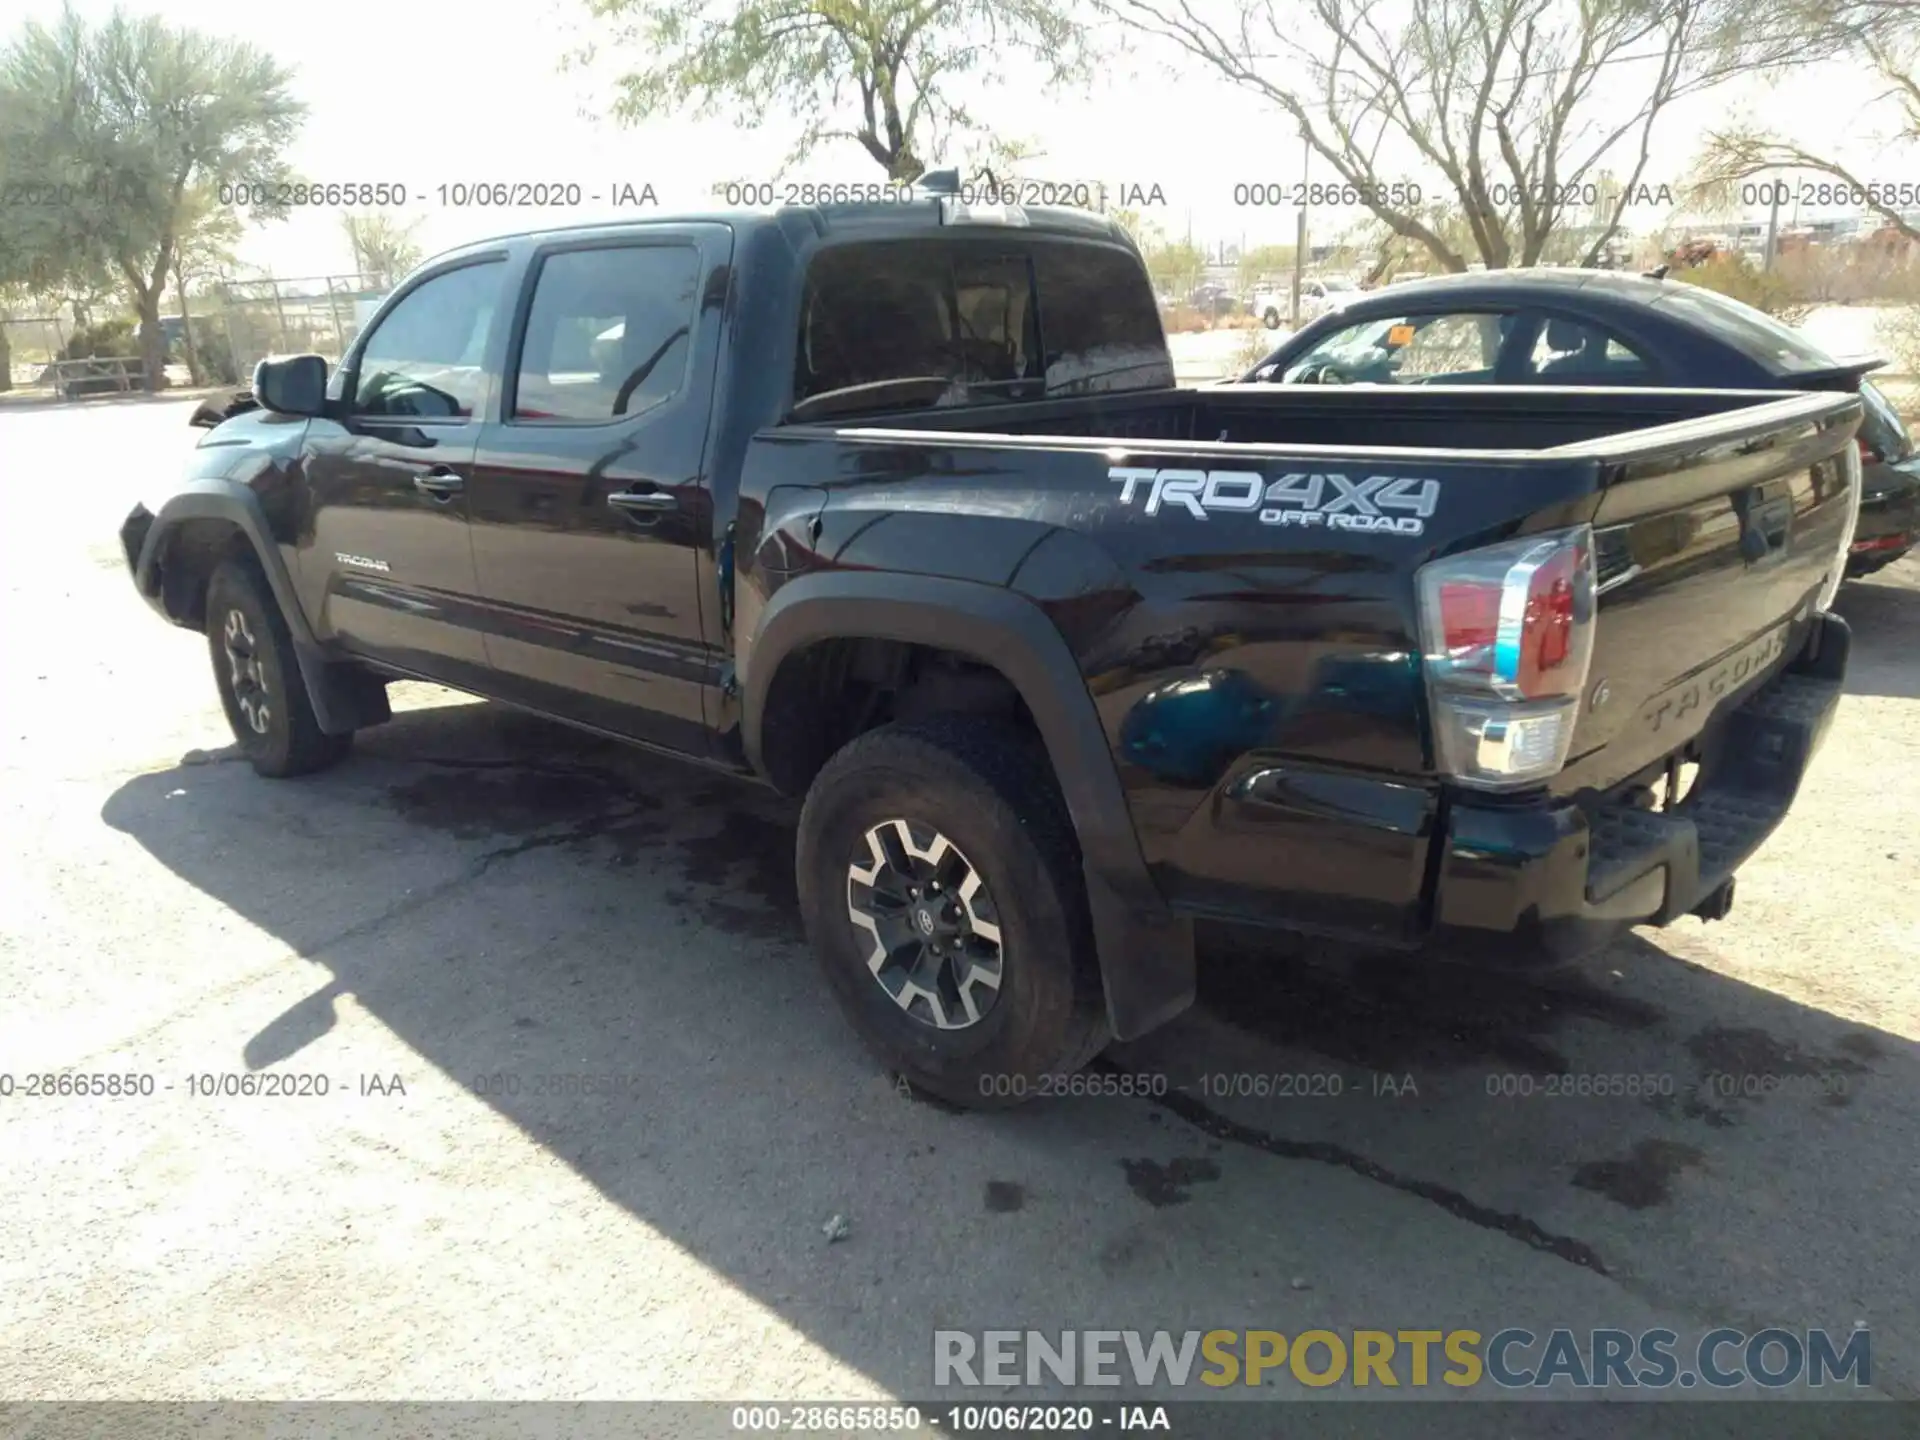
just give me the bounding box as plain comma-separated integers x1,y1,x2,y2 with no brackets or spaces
205,558,351,778
1262,307,1283,329
796,716,1110,1109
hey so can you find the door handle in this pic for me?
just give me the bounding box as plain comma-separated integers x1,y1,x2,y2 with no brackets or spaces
607,489,679,514
414,468,464,499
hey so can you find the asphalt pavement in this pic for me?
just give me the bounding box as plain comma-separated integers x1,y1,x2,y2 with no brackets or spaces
2,397,1916,1436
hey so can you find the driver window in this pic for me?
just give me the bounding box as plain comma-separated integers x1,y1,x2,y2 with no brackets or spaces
1283,310,1508,384
352,261,504,419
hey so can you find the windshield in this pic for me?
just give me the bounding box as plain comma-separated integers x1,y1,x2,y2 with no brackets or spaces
1650,285,1835,374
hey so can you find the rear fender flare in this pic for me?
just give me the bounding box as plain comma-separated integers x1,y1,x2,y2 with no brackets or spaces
741,570,1195,1040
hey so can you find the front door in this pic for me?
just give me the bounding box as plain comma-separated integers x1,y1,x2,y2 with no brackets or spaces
298,256,508,686
465,226,729,755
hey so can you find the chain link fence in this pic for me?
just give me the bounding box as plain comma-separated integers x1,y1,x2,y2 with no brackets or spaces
3,273,391,397
207,272,390,381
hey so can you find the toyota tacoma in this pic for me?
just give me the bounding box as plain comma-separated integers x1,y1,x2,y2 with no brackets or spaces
122,179,1863,1107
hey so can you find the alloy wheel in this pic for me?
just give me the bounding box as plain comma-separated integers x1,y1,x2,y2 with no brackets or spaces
222,607,272,735
846,818,1004,1030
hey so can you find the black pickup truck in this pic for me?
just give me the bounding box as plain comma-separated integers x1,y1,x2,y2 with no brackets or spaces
122,185,1863,1107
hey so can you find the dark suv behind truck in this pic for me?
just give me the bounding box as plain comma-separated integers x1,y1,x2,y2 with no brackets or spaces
122,185,1862,1107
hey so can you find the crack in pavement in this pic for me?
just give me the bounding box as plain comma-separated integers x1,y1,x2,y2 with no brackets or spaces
1112,1061,1611,1276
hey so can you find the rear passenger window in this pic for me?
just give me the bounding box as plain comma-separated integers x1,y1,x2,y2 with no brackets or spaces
793,242,1044,417
1527,318,1650,381
512,244,700,422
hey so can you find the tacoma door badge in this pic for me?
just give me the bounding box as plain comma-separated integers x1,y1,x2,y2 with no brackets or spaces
334,552,391,573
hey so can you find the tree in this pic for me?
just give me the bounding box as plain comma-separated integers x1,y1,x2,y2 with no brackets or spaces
0,4,303,390
1236,242,1297,289
573,0,1092,183
1694,3,1920,242
169,185,241,385
1139,232,1207,300
342,213,425,288
1101,0,1839,273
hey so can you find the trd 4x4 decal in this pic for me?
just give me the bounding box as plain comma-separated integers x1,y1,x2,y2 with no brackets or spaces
1107,466,1440,536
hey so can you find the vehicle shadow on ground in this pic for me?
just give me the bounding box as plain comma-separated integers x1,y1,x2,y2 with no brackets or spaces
99,681,1920,1403
1835,571,1920,700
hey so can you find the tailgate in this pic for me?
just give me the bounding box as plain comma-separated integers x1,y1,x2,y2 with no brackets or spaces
1549,391,1861,797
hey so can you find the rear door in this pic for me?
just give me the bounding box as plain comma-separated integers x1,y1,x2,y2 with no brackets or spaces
464,224,729,755
297,256,507,683
1548,391,1862,797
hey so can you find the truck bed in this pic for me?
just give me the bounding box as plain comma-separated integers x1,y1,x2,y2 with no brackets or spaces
844,381,1833,454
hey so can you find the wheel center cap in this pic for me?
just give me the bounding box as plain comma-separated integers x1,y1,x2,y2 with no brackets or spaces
913,906,937,938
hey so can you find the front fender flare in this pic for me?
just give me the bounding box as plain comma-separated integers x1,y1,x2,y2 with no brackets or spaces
140,484,318,648
741,570,1195,1040
137,485,385,736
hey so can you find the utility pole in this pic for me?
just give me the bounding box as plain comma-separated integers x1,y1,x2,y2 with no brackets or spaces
1763,178,1781,272
1291,134,1309,326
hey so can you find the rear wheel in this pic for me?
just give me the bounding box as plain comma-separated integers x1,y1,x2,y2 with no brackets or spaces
796,717,1109,1108
1262,307,1283,329
205,559,351,778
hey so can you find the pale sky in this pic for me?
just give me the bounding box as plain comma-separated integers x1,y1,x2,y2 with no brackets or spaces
20,0,1915,281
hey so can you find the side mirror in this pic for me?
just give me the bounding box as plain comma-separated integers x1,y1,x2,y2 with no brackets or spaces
252,354,328,417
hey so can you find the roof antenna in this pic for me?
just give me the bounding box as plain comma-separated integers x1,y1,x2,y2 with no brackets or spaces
1644,263,1671,280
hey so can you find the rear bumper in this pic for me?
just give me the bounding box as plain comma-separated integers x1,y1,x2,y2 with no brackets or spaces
1428,611,1847,963
1162,614,1847,965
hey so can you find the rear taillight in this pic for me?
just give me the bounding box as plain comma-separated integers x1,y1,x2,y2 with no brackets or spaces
1858,437,1881,464
1416,526,1597,790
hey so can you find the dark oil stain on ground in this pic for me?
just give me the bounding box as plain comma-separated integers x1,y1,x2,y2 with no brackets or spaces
668,807,803,942
1685,1025,1870,1078
1836,1031,1887,1063
1645,1090,1739,1129
1121,1156,1221,1207
1194,925,1661,1074
371,702,807,939
984,1180,1026,1213
1683,1026,1871,1109
1571,1138,1704,1209
384,767,619,838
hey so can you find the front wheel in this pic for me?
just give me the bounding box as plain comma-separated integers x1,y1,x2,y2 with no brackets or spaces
205,559,351,778
796,717,1110,1109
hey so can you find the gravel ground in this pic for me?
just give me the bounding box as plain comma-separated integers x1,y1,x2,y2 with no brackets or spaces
1,397,1916,1434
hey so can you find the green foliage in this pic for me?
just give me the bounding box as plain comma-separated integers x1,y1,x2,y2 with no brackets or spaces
575,0,1092,180
1141,237,1205,299
60,317,136,359
1675,252,1798,315
0,3,304,386
1236,243,1296,289
342,214,425,286
173,318,238,384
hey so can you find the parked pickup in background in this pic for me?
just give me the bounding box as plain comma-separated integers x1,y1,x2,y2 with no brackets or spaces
123,175,1864,1108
